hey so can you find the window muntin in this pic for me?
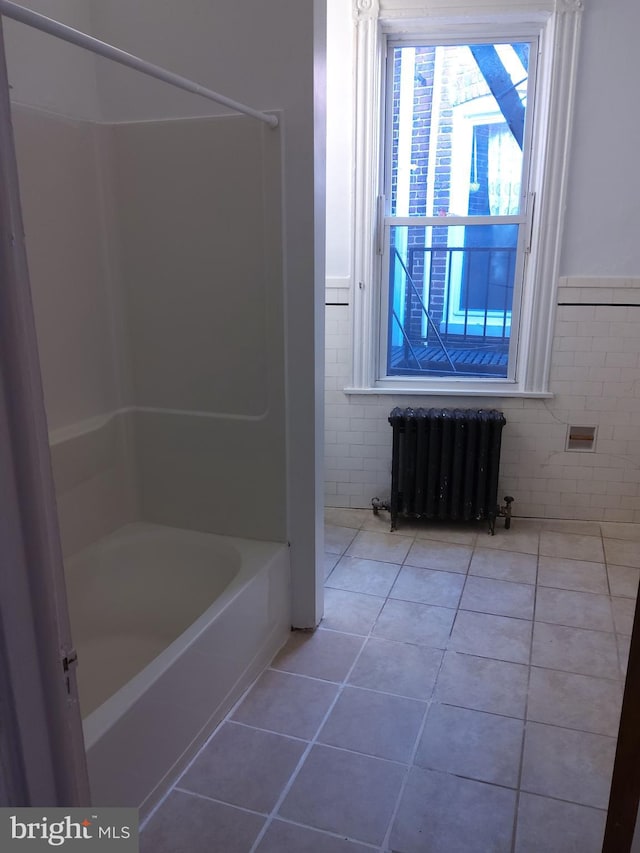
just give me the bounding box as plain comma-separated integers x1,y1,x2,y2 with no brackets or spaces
381,40,535,381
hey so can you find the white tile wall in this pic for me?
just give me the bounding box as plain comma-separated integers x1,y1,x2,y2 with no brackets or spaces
324,278,640,522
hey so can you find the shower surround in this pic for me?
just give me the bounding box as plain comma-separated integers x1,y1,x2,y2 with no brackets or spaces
12,100,290,812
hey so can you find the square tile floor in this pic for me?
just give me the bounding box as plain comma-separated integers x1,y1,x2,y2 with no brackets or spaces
141,511,640,852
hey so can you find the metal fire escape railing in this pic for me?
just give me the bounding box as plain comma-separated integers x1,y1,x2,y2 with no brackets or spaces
390,242,516,374
392,247,457,373
414,244,515,345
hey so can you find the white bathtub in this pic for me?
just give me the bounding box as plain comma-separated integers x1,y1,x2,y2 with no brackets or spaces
64,522,290,815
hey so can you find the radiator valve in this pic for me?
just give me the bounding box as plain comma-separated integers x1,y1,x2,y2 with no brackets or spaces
499,495,514,530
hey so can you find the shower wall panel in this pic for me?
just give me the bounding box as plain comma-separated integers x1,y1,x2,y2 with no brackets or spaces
12,104,286,549
11,106,138,555
111,115,286,541
111,116,271,417
12,107,121,429
49,413,137,557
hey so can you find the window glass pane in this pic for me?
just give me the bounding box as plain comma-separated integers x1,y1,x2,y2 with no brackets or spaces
387,224,516,378
389,42,530,217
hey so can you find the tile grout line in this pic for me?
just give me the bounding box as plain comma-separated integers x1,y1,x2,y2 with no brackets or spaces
145,512,631,848
248,518,403,853
600,523,631,684
142,517,367,838
138,630,304,834
337,512,626,825
331,519,464,850
173,787,386,851
380,528,476,851
449,541,476,643
509,526,541,853
261,660,620,740
601,523,626,684
172,786,267,817
264,816,384,851
283,550,623,724
380,524,458,852
138,673,262,832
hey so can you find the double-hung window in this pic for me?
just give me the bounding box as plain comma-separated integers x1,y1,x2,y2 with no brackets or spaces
383,39,534,381
350,0,584,396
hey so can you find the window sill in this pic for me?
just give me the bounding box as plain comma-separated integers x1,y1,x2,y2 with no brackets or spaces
343,384,553,399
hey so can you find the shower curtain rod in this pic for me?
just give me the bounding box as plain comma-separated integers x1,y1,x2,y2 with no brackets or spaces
0,0,279,128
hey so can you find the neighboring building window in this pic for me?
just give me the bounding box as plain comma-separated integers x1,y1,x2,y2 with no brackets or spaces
350,0,584,396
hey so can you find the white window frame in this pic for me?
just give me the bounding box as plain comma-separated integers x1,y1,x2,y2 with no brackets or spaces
349,0,584,397
380,37,536,382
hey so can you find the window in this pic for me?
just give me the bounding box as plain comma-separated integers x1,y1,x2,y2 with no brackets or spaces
350,0,584,396
383,40,534,380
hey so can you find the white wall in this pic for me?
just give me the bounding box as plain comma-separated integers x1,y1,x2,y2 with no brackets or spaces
3,0,100,119
561,0,640,275
325,0,354,292
325,0,640,523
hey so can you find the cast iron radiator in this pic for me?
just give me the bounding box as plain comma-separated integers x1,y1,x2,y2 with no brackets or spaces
374,407,511,534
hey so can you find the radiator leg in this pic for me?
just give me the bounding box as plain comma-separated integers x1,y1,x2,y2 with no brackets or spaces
503,495,514,529
371,497,389,516
371,497,396,532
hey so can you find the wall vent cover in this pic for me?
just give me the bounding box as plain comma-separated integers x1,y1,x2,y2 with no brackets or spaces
566,425,597,452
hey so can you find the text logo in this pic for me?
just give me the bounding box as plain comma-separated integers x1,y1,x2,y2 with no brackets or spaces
0,809,138,850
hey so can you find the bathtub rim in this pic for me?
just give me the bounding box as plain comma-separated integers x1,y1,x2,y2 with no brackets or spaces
79,522,289,751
